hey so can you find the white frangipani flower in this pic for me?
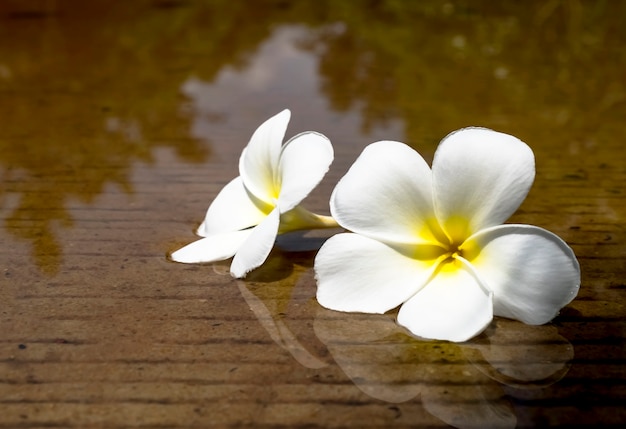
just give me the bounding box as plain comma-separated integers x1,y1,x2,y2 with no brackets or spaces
315,128,580,342
171,109,337,278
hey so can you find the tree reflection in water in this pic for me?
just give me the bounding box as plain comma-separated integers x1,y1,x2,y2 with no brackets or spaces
303,0,626,152
2,0,624,274
0,0,264,273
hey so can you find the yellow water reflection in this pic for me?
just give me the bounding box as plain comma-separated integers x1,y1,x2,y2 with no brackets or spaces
0,1,214,273
2,0,625,273
306,0,626,153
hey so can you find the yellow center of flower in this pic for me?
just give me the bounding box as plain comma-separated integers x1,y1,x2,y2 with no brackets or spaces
271,182,282,201
448,244,463,261
425,242,470,279
436,244,465,273
414,216,479,269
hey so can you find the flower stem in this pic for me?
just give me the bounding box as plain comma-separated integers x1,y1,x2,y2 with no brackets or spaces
279,205,340,233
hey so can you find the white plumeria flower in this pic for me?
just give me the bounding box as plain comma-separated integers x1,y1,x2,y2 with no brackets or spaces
171,109,337,278
315,128,580,342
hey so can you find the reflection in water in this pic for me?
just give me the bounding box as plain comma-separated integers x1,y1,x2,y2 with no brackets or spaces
240,264,573,429
304,1,626,152
181,25,322,144
236,245,331,369
238,280,327,370
3,1,624,273
0,2,220,273
463,320,573,388
314,310,572,429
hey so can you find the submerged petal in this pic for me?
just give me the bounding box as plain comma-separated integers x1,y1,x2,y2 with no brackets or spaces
432,128,535,243
463,224,580,325
397,261,493,342
331,141,444,245
277,132,334,213
170,229,252,264
315,233,438,314
239,110,290,203
197,176,270,237
230,207,281,278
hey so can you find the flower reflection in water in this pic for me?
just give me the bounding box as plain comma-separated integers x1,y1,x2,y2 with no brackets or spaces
239,266,573,429
315,309,572,429
237,280,327,370
235,233,334,369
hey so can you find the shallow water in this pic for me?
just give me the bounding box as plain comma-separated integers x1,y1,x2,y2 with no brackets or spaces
1,1,625,427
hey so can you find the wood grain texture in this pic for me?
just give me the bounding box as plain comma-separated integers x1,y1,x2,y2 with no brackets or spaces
1,1,626,428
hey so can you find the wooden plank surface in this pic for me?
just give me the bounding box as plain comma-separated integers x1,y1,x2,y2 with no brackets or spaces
1,1,625,428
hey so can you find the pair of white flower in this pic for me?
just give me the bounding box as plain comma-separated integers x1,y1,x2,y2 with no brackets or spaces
171,110,580,342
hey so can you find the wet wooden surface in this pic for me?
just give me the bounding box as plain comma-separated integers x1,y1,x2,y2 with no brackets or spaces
1,1,625,428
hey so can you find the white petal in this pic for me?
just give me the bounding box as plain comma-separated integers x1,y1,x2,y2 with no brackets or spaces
397,262,493,342
315,233,438,314
170,229,252,263
230,207,281,278
238,110,290,204
463,224,580,325
330,141,445,245
277,132,333,213
432,128,535,243
197,176,270,237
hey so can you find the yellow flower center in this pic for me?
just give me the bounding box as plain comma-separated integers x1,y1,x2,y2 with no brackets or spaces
413,215,479,269
447,244,463,261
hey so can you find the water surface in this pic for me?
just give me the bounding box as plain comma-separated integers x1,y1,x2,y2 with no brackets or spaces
1,1,625,427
